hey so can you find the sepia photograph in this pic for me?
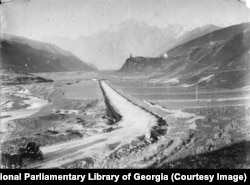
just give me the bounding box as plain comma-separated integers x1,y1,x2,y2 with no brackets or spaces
0,0,250,169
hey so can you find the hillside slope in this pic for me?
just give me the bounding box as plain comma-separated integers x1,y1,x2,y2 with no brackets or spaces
156,24,221,57
166,22,250,57
0,34,96,73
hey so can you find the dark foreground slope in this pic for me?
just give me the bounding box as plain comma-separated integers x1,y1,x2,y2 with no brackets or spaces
119,22,250,89
157,141,250,169
0,34,96,73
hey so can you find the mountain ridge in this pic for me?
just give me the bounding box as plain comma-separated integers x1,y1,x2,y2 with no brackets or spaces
42,19,218,70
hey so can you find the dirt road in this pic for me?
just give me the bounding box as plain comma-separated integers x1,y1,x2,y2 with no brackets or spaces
28,80,158,168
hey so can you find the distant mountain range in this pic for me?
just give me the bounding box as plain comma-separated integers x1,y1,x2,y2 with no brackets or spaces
0,34,96,73
42,18,220,70
119,22,250,89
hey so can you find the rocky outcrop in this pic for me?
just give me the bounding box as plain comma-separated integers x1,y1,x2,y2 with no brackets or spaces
119,56,165,73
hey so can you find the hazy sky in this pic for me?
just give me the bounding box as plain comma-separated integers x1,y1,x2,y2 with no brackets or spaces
1,0,250,40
